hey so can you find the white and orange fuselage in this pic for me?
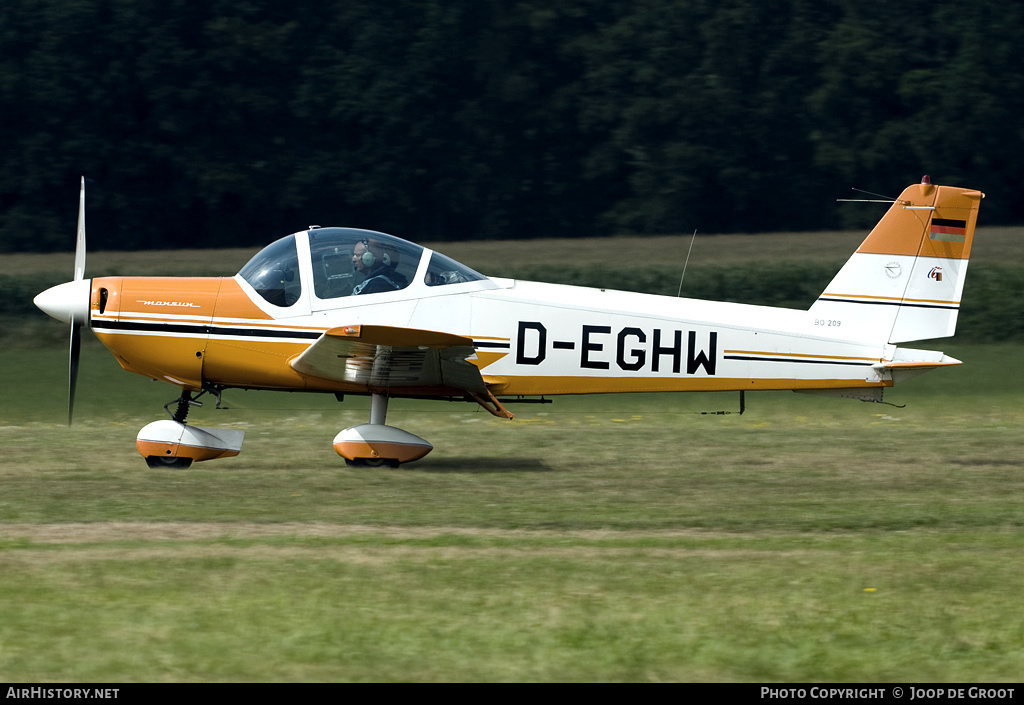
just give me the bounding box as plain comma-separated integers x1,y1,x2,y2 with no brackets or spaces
86,180,980,402
36,178,982,466
89,272,880,396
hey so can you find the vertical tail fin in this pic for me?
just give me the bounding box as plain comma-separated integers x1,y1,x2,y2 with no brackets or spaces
809,177,984,343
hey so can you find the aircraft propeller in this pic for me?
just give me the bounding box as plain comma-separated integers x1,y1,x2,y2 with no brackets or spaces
32,177,90,425
68,176,86,424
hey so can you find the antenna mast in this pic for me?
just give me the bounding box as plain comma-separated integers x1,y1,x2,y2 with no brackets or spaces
677,229,698,297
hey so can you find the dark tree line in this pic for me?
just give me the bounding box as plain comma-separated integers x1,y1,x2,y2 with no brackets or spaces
1,0,1022,253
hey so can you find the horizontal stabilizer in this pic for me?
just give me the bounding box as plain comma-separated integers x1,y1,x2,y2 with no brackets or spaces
873,348,962,371
874,359,961,370
874,348,961,385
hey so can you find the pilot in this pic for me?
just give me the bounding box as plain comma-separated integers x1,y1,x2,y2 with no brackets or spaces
352,239,407,295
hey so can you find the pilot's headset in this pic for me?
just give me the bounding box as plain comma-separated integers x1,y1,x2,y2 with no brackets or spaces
359,239,390,268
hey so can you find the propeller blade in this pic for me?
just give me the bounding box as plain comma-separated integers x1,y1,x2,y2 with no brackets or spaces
68,177,86,425
74,176,86,281
68,322,81,426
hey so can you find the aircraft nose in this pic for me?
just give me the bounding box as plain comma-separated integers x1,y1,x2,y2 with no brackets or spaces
34,279,92,324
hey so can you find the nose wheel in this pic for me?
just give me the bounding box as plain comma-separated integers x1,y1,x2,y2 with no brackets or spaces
145,455,193,469
137,388,244,469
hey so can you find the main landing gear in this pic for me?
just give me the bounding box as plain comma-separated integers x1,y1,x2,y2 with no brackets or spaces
135,387,508,470
333,393,433,468
136,388,244,469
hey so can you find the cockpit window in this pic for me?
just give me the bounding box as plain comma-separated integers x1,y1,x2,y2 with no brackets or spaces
238,234,301,307
308,228,421,299
424,251,487,287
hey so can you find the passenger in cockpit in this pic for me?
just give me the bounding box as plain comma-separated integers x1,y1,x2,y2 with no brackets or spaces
352,238,407,295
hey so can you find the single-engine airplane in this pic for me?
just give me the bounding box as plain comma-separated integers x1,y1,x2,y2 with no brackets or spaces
35,176,983,468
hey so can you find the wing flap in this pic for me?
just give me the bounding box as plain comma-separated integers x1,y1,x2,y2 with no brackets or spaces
290,325,486,393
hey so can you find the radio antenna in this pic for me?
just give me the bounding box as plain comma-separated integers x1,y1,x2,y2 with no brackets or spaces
677,229,698,297
837,187,898,204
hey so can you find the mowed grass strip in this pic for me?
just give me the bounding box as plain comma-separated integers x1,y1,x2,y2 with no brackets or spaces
1,528,1023,682
1,340,1023,680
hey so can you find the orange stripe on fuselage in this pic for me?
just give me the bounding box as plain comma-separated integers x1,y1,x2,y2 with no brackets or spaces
815,292,960,306
722,349,878,363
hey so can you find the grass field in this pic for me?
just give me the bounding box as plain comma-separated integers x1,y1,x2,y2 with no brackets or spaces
1,238,1023,682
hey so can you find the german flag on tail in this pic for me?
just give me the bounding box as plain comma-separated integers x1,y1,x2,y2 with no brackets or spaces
930,217,967,242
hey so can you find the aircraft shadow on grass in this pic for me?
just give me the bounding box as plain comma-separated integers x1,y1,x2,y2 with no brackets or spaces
413,457,554,474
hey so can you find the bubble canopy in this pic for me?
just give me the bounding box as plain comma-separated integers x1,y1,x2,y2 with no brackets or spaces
238,227,489,307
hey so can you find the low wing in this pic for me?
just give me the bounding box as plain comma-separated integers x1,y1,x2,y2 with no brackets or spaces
290,324,487,394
